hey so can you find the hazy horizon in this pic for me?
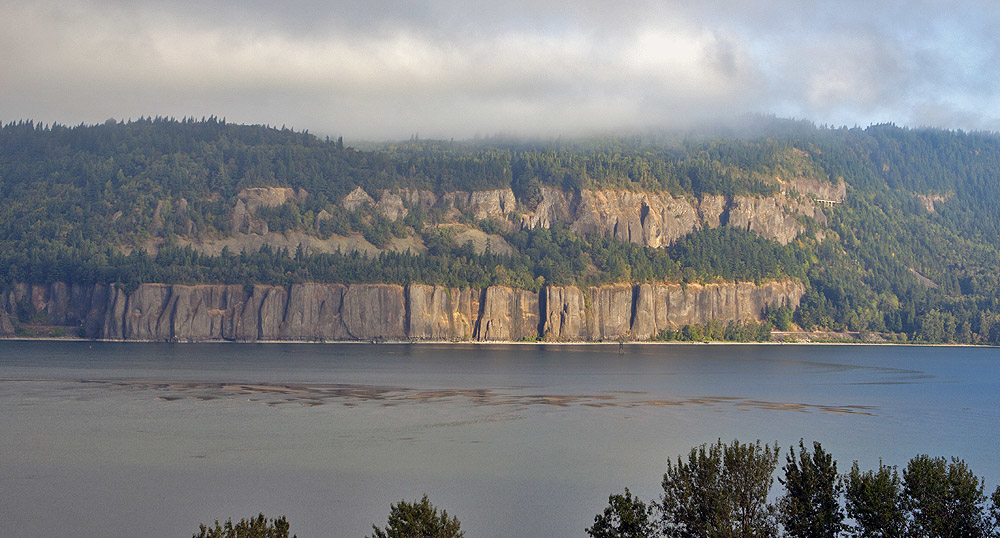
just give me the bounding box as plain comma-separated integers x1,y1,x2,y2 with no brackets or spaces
3,1,999,140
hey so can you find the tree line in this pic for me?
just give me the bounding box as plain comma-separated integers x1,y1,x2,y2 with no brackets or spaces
589,439,1000,538
189,440,1000,538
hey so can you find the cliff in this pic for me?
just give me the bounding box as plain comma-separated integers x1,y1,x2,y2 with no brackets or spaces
1,280,804,342
354,185,825,246
199,182,832,261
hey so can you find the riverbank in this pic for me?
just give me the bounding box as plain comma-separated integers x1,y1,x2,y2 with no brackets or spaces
0,330,991,347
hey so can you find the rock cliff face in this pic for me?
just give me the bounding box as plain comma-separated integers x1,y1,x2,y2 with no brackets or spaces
217,180,833,258
510,187,819,245
542,280,806,341
0,279,803,341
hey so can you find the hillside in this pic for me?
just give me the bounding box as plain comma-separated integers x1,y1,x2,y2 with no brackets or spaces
2,117,999,343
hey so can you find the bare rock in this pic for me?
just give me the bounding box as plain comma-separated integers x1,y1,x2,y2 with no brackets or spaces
237,187,302,211
407,284,478,340
475,286,539,341
342,186,375,211
0,310,15,336
585,284,633,340
279,283,350,340
728,195,805,244
341,284,406,340
542,286,587,341
376,191,408,221
698,195,727,228
790,177,846,202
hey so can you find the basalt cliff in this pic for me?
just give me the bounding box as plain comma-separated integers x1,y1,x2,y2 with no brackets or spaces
1,280,804,342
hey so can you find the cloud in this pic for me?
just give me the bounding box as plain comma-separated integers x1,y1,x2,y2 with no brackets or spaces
2,0,1000,138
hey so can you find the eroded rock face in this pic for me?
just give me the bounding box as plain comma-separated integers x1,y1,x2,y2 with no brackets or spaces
542,286,587,341
790,177,846,202
442,189,517,221
543,280,807,341
513,187,816,246
407,285,479,341
342,186,376,211
474,286,539,341
3,279,804,342
229,187,305,235
230,199,269,235
728,195,805,245
376,189,438,221
342,284,407,340
238,187,304,211
279,283,350,340
221,181,828,256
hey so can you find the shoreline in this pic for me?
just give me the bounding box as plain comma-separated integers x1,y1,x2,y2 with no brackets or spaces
0,336,992,348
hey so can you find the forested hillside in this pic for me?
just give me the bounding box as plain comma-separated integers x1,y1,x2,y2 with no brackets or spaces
1,116,999,343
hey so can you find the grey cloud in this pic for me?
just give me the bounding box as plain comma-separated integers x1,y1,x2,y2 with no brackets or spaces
2,0,1000,138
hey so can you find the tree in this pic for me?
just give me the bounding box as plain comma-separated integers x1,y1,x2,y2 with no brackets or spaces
843,461,906,538
902,455,993,538
193,513,295,538
587,488,657,538
659,439,779,538
367,494,464,538
778,440,843,538
991,485,1000,532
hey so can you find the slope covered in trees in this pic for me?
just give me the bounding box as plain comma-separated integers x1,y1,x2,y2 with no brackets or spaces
2,116,999,343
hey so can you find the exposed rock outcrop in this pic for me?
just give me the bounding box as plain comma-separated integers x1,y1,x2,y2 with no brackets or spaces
239,187,305,211
728,195,805,244
341,186,375,211
915,193,952,213
2,279,804,342
442,189,517,221
516,187,819,245
215,179,834,257
407,285,480,340
376,188,438,221
543,280,805,341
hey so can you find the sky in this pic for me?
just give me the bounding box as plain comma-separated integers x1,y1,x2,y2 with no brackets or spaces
2,0,999,140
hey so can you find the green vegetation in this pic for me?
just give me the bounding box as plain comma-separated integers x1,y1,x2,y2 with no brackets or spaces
188,446,1000,538
654,320,773,342
366,494,464,538
659,439,780,538
587,488,657,538
3,117,1000,343
778,441,843,538
592,440,1000,538
193,514,295,538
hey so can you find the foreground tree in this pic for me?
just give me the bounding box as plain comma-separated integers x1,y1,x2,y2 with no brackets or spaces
586,488,658,538
902,455,993,538
843,461,907,538
778,440,843,538
992,485,1000,531
367,494,463,538
659,439,779,538
193,513,295,538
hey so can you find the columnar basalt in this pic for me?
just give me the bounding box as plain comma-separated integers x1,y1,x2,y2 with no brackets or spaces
1,280,804,342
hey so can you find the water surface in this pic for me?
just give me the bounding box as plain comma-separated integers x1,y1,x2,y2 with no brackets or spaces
1,342,997,538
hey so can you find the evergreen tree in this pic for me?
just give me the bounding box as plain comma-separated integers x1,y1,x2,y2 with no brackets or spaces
844,461,907,538
587,488,657,538
659,439,779,538
778,441,844,538
367,494,463,538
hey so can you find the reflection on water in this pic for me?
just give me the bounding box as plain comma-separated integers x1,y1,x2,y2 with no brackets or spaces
51,378,880,415
0,341,997,538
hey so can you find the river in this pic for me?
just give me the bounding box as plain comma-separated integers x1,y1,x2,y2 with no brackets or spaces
1,341,997,538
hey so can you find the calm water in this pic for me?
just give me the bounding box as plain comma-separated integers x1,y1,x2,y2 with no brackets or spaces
1,341,998,538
